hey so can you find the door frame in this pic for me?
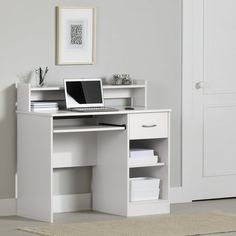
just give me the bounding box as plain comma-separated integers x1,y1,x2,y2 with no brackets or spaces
182,0,197,202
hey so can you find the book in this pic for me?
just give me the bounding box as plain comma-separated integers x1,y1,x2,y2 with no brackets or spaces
129,155,158,164
31,102,58,107
130,148,154,158
31,101,59,112
31,107,59,112
31,101,58,105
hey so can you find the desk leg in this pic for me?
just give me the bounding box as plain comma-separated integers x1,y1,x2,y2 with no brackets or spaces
17,114,53,222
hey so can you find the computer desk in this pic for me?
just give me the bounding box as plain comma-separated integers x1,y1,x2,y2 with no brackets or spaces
16,82,171,223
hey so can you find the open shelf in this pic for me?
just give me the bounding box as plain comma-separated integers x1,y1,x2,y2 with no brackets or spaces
30,84,145,91
129,162,165,168
53,125,125,133
52,157,96,169
103,85,146,89
29,84,145,92
31,86,63,91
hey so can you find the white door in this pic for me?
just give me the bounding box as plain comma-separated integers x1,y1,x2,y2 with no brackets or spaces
183,0,236,200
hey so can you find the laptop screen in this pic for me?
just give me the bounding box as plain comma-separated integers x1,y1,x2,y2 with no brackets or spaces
64,79,104,108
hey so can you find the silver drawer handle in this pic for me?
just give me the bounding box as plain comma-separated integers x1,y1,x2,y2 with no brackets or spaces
142,124,157,128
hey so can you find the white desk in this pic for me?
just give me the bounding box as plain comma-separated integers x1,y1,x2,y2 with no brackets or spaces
16,82,171,223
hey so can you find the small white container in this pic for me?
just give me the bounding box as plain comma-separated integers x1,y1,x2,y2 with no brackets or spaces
129,177,160,202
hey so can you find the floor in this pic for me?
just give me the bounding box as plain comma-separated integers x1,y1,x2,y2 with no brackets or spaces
1,199,236,236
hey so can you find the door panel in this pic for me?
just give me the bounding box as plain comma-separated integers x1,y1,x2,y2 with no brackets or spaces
204,104,236,177
204,0,236,94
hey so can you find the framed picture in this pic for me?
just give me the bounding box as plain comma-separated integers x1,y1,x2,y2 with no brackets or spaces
56,7,96,65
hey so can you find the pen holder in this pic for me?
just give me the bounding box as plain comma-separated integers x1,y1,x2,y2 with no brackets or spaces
35,67,48,87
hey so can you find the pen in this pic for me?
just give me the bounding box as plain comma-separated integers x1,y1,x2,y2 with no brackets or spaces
39,67,43,85
43,67,48,80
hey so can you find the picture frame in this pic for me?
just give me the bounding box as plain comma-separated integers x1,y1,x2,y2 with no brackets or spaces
56,7,96,65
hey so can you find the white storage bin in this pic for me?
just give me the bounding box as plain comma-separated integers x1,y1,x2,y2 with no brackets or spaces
129,177,160,202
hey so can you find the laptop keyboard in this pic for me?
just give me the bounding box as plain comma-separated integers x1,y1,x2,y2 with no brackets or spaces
71,107,118,112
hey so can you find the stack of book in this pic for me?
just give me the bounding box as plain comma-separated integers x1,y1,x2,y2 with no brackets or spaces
129,148,158,165
31,102,59,112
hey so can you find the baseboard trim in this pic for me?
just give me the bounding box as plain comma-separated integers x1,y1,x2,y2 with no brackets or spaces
1,190,190,216
170,187,192,203
53,193,91,213
0,198,17,216
0,193,92,216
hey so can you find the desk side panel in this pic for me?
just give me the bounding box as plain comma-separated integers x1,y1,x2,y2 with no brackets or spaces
17,114,53,222
93,115,128,216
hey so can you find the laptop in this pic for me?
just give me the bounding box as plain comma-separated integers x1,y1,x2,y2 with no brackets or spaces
64,78,118,112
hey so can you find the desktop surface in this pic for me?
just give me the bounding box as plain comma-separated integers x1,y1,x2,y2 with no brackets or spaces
17,106,171,117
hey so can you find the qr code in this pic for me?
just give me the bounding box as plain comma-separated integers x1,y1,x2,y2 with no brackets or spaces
71,24,83,45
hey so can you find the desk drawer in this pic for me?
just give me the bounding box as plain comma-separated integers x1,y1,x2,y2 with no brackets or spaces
129,113,168,140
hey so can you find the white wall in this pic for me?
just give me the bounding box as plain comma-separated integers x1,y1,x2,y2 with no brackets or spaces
0,0,182,199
